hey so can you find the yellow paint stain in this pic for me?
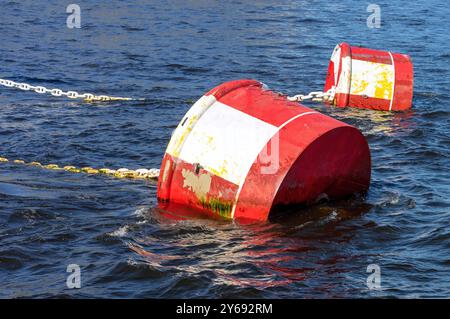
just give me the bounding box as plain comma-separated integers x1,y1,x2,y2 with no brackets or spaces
351,78,370,95
193,134,229,180
166,95,217,159
207,159,229,179
350,60,394,100
169,115,198,158
373,66,393,100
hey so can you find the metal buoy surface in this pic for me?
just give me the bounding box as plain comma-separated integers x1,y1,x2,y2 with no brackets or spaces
157,80,371,222
324,42,414,111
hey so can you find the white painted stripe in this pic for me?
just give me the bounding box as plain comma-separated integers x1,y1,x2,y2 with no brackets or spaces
350,59,395,100
336,56,352,95
388,51,396,111
230,111,319,219
331,45,341,85
176,101,278,186
277,111,318,131
166,95,217,159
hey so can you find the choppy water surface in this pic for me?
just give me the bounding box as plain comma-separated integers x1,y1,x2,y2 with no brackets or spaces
0,0,449,298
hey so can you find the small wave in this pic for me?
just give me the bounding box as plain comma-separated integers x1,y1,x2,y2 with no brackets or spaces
121,26,146,32
108,225,130,238
0,256,23,270
8,208,56,223
132,207,149,218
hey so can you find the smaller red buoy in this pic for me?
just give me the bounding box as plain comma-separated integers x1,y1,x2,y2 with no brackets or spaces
157,80,371,222
324,43,414,111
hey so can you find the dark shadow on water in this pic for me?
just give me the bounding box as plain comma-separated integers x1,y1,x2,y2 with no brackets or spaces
150,193,373,228
268,194,373,227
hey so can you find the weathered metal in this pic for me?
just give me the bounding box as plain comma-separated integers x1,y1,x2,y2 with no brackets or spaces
324,42,414,111
157,80,371,222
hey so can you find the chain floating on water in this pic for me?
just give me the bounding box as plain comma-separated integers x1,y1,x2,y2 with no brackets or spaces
1,77,336,104
0,78,139,102
0,156,160,181
287,87,335,103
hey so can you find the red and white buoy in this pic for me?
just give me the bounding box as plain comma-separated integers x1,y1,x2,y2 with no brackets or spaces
324,42,414,111
157,80,371,222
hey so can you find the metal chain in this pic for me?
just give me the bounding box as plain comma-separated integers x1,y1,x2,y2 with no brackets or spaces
0,78,136,102
2,77,336,104
287,86,335,103
0,156,160,181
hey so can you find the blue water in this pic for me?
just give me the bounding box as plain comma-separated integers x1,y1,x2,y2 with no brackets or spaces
0,0,449,298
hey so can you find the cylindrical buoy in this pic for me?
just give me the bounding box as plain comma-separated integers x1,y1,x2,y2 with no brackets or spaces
157,79,371,222
324,43,414,111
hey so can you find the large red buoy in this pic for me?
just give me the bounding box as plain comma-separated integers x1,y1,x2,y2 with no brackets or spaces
324,43,414,111
157,80,371,222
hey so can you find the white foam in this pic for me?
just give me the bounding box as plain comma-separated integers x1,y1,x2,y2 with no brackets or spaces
109,225,129,237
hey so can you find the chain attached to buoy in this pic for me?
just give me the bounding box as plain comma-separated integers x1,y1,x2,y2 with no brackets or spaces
287,87,335,103
0,156,160,181
1,77,337,104
0,78,138,102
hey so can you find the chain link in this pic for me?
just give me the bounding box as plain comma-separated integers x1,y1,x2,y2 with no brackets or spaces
0,78,136,102
0,156,160,181
287,87,335,103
